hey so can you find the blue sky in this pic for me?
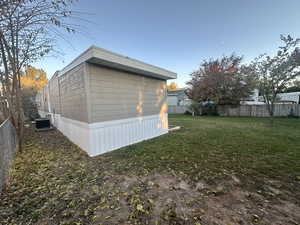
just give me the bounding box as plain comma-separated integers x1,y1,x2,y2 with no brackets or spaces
34,0,300,87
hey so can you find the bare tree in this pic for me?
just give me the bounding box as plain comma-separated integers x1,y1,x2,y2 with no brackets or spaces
0,0,76,150
249,35,300,117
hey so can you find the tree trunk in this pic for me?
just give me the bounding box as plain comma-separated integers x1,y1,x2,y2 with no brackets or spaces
268,103,275,127
16,72,24,152
265,96,275,126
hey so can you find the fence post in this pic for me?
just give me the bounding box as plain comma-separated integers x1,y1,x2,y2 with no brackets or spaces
0,119,18,192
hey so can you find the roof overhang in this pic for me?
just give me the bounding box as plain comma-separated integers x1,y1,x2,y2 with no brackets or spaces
58,46,177,80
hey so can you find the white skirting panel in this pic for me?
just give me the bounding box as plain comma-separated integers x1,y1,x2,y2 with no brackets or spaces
88,114,168,156
38,111,168,157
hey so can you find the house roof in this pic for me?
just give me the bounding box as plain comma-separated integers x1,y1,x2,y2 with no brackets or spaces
167,89,186,96
58,46,177,80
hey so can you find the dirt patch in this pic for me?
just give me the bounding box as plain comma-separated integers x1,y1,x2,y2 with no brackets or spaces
91,173,300,225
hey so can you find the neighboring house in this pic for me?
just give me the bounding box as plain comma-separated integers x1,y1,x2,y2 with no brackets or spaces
277,92,300,104
240,89,265,105
241,88,300,105
36,46,177,156
167,89,191,106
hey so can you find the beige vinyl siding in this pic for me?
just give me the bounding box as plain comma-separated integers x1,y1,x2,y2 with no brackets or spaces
48,75,61,114
59,63,88,122
87,63,167,123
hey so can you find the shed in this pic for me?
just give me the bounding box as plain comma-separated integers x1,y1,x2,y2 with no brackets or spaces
36,46,177,156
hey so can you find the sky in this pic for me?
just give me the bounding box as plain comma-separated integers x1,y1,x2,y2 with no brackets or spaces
33,0,300,87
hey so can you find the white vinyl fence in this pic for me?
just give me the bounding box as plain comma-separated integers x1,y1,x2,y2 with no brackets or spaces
218,104,300,117
0,119,18,192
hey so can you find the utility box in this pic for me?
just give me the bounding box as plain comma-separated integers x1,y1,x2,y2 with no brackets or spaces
35,118,51,131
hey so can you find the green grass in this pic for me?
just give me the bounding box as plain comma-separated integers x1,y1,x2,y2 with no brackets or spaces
1,115,300,224
108,115,300,182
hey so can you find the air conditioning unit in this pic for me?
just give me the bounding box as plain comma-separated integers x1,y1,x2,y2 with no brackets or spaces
35,118,52,131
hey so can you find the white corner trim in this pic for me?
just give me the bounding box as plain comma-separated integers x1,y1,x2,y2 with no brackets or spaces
37,111,168,157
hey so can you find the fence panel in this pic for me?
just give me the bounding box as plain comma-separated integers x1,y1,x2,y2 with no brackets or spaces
218,104,300,117
168,104,300,117
168,105,188,114
0,119,18,192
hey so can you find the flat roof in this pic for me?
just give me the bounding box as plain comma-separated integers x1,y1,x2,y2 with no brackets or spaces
167,89,186,95
58,46,177,80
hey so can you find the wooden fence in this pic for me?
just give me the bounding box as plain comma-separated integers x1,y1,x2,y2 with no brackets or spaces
168,105,189,114
0,119,18,192
168,104,300,117
218,104,300,117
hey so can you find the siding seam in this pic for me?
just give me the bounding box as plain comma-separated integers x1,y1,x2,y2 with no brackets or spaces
84,62,92,123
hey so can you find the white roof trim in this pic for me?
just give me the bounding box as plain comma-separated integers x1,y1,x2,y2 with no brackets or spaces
58,46,177,80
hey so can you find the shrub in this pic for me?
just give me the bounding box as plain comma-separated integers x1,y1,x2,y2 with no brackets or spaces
201,103,219,116
22,88,39,121
187,101,219,116
188,101,202,115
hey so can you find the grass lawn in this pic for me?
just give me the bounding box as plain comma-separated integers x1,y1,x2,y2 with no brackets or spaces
0,115,300,225
111,115,300,181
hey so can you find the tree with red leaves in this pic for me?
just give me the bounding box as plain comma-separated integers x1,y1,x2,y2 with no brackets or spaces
186,54,255,105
